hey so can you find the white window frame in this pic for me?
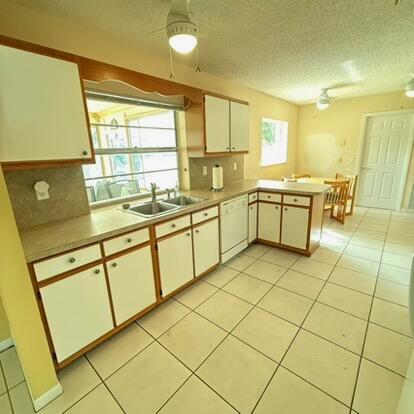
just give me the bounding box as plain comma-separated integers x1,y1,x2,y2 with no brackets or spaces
260,118,288,167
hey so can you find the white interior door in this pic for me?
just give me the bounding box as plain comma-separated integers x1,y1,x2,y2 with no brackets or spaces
358,113,413,209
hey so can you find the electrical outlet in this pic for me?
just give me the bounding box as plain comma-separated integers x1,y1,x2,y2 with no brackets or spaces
233,162,238,171
202,166,207,176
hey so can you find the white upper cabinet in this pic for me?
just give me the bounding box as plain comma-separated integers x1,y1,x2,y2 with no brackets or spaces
204,95,230,153
204,94,249,154
0,45,92,163
230,101,249,152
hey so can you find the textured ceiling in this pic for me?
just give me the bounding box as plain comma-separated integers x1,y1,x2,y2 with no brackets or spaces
8,0,414,104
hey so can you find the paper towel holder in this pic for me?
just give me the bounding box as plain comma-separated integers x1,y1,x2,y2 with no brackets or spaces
211,164,225,192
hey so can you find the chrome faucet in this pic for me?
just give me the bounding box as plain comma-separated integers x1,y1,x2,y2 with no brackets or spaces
150,182,157,202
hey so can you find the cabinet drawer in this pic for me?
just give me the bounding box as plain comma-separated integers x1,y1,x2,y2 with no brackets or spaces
156,215,191,238
283,195,311,207
192,206,219,225
248,192,258,203
258,192,282,203
33,244,102,282
103,228,150,256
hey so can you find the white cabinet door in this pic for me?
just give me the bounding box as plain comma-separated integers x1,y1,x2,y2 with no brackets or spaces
230,101,249,152
204,95,230,153
248,203,258,243
158,230,194,296
258,202,281,243
193,219,219,276
281,206,309,250
40,265,113,363
107,246,156,325
0,45,91,162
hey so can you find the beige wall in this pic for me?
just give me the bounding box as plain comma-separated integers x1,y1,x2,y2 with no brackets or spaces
0,1,298,183
297,91,414,208
0,297,10,342
0,168,59,400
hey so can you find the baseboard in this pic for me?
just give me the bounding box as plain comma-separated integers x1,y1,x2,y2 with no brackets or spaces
33,382,63,412
0,337,13,352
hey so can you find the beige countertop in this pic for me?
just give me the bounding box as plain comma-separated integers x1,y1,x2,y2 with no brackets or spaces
19,179,330,263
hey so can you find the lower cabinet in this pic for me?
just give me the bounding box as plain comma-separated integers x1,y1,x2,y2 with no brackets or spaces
258,202,281,243
281,206,309,249
193,218,219,276
107,246,156,326
248,203,257,243
158,229,194,296
40,264,113,363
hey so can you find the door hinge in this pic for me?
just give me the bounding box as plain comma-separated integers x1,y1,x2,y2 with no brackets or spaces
159,289,163,296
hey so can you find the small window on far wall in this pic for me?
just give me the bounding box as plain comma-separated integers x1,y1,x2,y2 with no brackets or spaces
260,118,288,166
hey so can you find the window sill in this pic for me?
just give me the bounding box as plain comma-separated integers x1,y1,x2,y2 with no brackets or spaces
260,162,288,168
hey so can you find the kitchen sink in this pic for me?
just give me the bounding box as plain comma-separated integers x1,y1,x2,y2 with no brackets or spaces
164,195,205,206
125,201,180,218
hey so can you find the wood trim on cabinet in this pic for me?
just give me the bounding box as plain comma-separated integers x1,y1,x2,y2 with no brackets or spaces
203,90,249,106
104,240,151,261
99,243,117,328
191,215,219,230
156,226,192,242
149,225,162,302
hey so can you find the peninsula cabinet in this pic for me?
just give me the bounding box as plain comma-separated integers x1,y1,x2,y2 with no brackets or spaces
0,44,93,168
193,218,220,276
281,206,309,250
157,229,195,296
106,246,156,326
258,202,281,243
39,265,113,363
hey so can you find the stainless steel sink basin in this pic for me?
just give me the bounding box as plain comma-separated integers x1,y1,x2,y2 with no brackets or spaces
164,195,205,206
126,201,180,218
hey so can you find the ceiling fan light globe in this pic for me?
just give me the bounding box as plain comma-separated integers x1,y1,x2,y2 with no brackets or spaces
169,34,197,54
316,100,329,110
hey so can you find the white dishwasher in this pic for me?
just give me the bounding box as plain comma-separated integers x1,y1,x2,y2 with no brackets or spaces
220,195,248,262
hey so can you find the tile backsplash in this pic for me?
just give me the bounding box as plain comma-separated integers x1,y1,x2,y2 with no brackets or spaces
189,155,244,189
4,166,89,229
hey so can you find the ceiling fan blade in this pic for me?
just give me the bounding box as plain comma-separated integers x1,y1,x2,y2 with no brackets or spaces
146,27,166,35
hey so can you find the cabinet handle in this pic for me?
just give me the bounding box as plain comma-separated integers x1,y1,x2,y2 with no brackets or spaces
250,206,253,210
267,195,271,199
171,223,176,229
69,257,76,264
186,233,191,237
127,238,132,243
294,198,298,202
232,146,235,150
112,262,117,268
94,269,100,275
284,208,288,211
275,206,279,209
82,150,88,156
203,212,208,217
195,229,199,233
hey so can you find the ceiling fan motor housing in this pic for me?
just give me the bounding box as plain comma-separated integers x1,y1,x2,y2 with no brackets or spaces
166,15,198,39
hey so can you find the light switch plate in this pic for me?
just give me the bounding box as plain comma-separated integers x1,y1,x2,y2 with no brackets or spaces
233,162,238,171
202,166,207,176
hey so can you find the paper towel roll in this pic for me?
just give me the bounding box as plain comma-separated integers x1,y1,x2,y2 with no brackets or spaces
212,165,224,190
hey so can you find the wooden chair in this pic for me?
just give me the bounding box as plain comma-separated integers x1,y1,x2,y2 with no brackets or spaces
335,173,358,216
292,173,311,179
324,180,350,224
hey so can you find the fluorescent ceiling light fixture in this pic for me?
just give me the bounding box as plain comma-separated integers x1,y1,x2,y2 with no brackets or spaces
405,78,414,98
316,89,330,110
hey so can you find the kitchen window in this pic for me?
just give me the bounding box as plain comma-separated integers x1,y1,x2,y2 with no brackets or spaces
83,94,180,204
260,118,288,166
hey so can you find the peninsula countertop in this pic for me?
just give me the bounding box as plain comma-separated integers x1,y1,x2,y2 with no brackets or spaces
19,179,330,262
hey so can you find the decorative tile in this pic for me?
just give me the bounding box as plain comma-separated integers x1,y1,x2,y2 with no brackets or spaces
138,299,190,338
223,273,272,304
106,342,190,413
87,323,153,379
232,307,298,362
277,270,324,300
159,312,226,369
243,259,287,284
303,302,367,354
195,290,253,331
196,335,276,413
255,367,349,414
174,281,218,309
283,330,359,405
158,376,236,413
258,286,313,325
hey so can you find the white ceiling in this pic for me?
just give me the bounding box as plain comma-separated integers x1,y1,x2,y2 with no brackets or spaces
9,0,414,104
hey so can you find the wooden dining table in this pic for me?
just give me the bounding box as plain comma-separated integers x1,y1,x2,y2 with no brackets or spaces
297,177,348,185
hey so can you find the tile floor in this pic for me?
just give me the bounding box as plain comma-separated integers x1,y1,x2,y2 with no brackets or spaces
1,207,414,413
